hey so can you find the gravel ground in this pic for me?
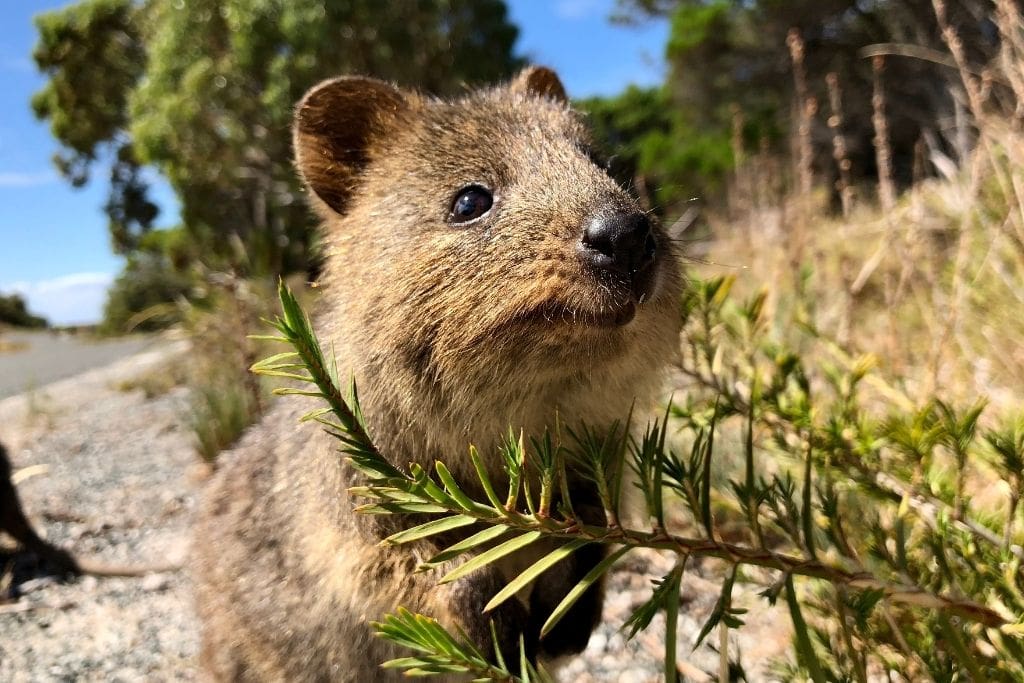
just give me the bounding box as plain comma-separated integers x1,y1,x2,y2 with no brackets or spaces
0,340,200,682
0,342,789,682
561,550,790,682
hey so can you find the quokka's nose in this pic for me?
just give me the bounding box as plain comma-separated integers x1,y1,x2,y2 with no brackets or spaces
578,211,657,277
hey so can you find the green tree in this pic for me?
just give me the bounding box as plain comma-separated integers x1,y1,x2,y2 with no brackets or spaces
612,0,1004,201
33,0,522,279
32,0,156,255
580,85,732,216
0,294,48,329
100,251,194,334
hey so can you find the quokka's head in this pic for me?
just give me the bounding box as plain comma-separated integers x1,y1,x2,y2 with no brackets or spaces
293,67,682,400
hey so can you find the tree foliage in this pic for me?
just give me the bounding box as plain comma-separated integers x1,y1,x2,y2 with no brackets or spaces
32,0,522,278
580,86,733,216
32,0,144,182
0,294,48,329
32,0,155,255
606,0,1008,206
100,252,193,334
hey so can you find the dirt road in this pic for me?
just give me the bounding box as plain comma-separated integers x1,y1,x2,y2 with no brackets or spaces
0,331,155,400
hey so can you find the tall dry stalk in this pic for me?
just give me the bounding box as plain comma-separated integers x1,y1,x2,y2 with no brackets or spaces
866,53,903,371
731,103,745,171
992,0,1024,249
826,71,856,344
755,135,781,208
912,135,927,186
787,29,814,200
730,103,751,223
826,72,854,217
870,56,896,211
932,0,985,121
733,102,749,211
995,0,1024,126
786,28,816,276
926,0,1002,392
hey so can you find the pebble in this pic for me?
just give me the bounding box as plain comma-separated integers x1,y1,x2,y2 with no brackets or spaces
141,573,171,593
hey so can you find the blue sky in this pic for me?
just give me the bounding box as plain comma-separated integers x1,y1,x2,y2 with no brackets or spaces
0,0,667,326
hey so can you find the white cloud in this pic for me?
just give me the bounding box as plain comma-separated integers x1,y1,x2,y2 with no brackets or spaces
555,0,604,20
0,171,57,188
3,272,115,327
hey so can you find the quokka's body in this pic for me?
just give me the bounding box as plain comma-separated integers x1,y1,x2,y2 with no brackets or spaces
194,67,683,681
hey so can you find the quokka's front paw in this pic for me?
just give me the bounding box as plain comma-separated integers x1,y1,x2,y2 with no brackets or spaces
447,569,539,665
531,542,606,658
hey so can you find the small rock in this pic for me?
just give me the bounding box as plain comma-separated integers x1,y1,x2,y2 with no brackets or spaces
141,573,170,593
619,668,653,683
17,577,56,594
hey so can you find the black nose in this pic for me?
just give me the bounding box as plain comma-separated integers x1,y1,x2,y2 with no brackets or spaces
578,211,657,277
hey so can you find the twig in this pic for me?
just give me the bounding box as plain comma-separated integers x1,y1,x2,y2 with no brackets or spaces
826,73,854,217
859,43,1001,81
871,56,896,211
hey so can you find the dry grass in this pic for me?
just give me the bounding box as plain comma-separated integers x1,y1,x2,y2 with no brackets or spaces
184,274,276,463
0,339,28,355
115,361,188,398
0,328,28,355
181,273,311,463
702,8,1024,414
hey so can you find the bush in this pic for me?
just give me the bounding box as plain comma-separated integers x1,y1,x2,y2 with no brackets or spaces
182,275,286,462
190,380,259,464
0,293,48,328
100,253,194,334
260,281,1024,681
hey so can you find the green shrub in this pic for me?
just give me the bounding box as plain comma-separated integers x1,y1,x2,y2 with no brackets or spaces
256,280,1024,681
183,275,287,463
100,253,194,334
190,380,258,464
0,293,48,328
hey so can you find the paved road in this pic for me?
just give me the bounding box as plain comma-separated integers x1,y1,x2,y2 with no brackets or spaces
0,330,155,399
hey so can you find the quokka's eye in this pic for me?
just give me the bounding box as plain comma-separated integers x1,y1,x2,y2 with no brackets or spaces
448,185,493,224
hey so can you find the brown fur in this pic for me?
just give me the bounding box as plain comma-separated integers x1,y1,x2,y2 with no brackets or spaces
194,67,683,681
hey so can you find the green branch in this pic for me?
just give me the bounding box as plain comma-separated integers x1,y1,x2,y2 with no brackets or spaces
256,279,1024,681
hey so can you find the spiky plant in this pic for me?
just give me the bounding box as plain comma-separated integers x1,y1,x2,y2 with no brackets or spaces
254,279,1024,681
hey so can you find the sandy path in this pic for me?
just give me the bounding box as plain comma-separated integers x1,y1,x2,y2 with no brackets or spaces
0,331,157,400
0,339,200,682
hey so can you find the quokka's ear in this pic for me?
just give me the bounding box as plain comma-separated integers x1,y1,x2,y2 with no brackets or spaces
510,65,568,104
293,76,409,215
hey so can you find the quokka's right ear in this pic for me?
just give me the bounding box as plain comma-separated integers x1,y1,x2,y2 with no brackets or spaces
510,66,568,104
293,76,409,216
